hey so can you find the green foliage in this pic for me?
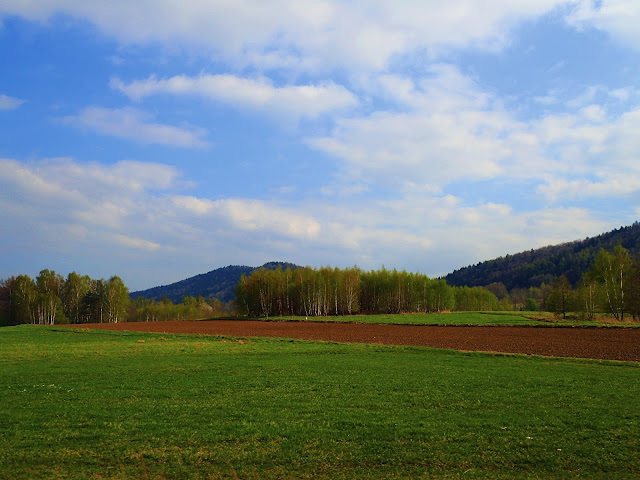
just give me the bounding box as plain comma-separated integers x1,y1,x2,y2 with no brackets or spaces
546,275,573,319
524,298,539,311
105,276,129,323
128,295,225,322
1,326,638,479
131,262,299,304
575,271,600,321
1,270,132,325
237,266,500,317
446,221,640,290
527,245,640,321
6,275,37,325
62,272,91,324
627,262,640,320
2,268,237,325
589,246,632,320
454,285,498,311
0,279,11,326
237,266,364,317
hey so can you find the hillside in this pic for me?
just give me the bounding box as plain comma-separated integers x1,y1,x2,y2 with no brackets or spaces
131,262,298,304
132,222,640,304
445,221,640,290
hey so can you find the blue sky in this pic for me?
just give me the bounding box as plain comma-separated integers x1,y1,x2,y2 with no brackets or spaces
1,1,639,291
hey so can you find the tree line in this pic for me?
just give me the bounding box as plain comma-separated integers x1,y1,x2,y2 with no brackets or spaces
235,266,506,317
2,245,640,325
545,245,640,321
0,270,130,325
0,269,231,326
128,295,228,323
446,222,640,290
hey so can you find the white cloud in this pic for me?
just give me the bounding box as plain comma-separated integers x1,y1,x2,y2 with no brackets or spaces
537,175,640,201
534,95,559,105
568,0,640,49
359,189,618,276
171,196,321,240
565,86,602,109
111,75,358,119
0,158,174,261
171,195,213,216
307,67,521,189
61,106,209,148
0,93,23,110
0,157,179,229
0,158,327,286
1,0,571,72
534,103,640,202
111,234,160,251
609,87,633,101
1,156,635,290
17,158,181,196
579,105,606,123
308,66,640,208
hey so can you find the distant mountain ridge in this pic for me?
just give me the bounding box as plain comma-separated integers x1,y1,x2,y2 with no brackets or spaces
445,222,640,290
133,223,640,303
131,262,299,304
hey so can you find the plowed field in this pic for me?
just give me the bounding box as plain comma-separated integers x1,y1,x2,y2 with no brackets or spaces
62,320,640,362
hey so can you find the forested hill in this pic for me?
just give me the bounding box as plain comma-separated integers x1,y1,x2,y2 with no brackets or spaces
131,262,299,304
445,222,640,290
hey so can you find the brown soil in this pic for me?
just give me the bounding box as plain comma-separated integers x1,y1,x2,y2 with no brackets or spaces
60,320,640,362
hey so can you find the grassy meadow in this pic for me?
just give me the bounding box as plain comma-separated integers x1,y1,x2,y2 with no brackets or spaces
262,311,639,327
1,325,639,479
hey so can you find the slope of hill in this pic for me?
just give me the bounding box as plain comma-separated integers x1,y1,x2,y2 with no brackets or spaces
445,222,640,290
133,222,640,303
131,262,298,304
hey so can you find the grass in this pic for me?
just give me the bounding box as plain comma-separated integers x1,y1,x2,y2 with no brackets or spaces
257,311,639,327
1,325,639,479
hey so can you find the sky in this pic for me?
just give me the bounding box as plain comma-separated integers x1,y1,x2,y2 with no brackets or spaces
1,1,639,291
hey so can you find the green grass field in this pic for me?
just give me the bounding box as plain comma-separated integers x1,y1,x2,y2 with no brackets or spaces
261,311,639,327
1,325,639,479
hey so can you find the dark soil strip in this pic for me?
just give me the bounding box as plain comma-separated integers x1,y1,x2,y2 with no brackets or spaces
60,320,640,362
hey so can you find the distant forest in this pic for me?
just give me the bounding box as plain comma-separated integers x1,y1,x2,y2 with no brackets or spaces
446,222,640,290
132,223,640,307
3,223,640,325
236,266,503,317
237,246,640,321
0,269,228,327
130,262,299,303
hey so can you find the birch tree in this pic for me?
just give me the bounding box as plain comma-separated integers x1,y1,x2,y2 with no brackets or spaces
8,275,37,324
590,246,631,320
63,272,91,324
35,269,66,325
106,276,129,323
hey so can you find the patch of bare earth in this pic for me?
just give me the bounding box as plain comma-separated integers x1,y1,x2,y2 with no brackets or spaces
59,320,640,362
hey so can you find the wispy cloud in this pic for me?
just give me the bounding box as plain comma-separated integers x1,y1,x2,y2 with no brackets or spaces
568,0,640,49
60,106,209,148
308,66,517,190
0,156,633,289
309,67,640,207
171,196,321,240
111,233,160,251
0,93,24,110
0,158,175,257
111,75,358,119
1,1,573,72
